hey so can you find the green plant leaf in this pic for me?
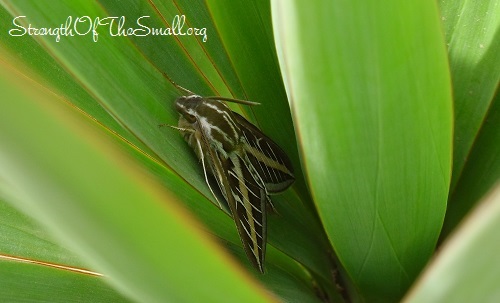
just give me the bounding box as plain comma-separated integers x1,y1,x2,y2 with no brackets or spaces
0,60,275,302
403,185,500,303
0,189,133,301
0,1,333,284
0,260,131,303
0,0,338,300
0,194,84,268
0,186,323,303
437,0,500,190
438,0,500,240
0,6,151,158
272,0,452,301
441,91,500,238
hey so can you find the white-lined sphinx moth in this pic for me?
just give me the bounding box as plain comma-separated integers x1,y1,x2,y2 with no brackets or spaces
171,87,294,273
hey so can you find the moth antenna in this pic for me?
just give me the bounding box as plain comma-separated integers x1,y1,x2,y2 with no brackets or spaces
206,96,260,106
163,72,258,105
162,72,196,95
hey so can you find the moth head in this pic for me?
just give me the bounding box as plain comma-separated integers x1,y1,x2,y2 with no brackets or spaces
175,95,203,123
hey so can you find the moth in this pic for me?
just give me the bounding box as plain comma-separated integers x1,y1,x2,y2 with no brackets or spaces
169,83,294,273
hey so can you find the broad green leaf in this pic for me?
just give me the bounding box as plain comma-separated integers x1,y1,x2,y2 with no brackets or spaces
0,61,274,302
97,0,244,99
0,1,334,285
0,188,322,303
0,1,337,300
0,260,131,303
403,185,500,303
272,0,452,301
438,0,500,190
0,6,152,158
1,136,322,303
0,192,131,301
441,91,500,238
0,0,335,288
0,194,85,268
438,0,500,239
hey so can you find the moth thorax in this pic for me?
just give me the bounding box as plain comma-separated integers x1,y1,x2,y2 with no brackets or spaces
175,95,203,118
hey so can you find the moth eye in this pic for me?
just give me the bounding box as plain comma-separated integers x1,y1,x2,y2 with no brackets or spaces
184,113,196,123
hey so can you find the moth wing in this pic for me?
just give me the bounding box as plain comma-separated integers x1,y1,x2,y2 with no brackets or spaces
196,138,231,212
229,152,268,272
182,123,229,212
197,122,267,273
233,112,295,193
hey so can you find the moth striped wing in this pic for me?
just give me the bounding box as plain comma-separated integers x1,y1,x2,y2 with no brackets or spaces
233,113,295,193
185,113,265,272
204,145,267,273
227,152,267,272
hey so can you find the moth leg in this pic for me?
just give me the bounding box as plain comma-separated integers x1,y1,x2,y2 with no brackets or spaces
158,124,196,133
196,139,224,210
